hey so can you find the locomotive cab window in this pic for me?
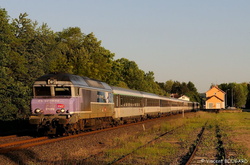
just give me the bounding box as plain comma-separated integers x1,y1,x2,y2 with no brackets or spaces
97,91,106,103
97,91,114,103
55,87,71,96
34,87,51,96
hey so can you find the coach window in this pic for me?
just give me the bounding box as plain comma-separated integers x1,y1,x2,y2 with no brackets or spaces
161,100,169,107
147,99,160,106
115,95,119,107
172,102,177,107
167,101,171,106
120,96,124,106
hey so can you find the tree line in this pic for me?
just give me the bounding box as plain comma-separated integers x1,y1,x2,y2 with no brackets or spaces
218,83,250,108
0,8,201,121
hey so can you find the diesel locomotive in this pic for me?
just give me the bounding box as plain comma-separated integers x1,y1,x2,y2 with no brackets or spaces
29,73,199,135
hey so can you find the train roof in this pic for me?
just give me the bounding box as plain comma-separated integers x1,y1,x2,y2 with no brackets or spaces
111,86,143,97
34,74,198,104
34,73,112,91
112,87,165,100
141,91,161,99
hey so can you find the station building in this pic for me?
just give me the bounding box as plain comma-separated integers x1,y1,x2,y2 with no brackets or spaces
205,86,225,109
170,94,190,101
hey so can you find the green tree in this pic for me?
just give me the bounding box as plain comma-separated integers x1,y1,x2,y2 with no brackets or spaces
115,58,145,91
164,80,174,94
180,82,189,94
234,83,248,108
0,8,19,120
245,83,250,108
219,83,248,108
171,81,182,94
0,8,12,67
31,23,56,77
54,29,115,82
82,32,115,81
54,27,85,74
187,81,197,93
143,71,165,95
0,7,206,121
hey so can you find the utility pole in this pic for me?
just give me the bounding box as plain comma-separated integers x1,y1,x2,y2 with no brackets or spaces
225,89,228,108
231,88,233,107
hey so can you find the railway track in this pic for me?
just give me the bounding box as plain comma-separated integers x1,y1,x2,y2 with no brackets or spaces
108,124,185,165
0,136,49,154
0,135,17,140
184,122,230,165
0,116,171,154
80,123,186,164
184,122,208,165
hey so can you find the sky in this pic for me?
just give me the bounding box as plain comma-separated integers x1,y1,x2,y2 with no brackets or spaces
1,0,250,92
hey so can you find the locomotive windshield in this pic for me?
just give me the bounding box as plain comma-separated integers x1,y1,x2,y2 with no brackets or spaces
34,86,72,97
35,87,51,96
55,87,71,96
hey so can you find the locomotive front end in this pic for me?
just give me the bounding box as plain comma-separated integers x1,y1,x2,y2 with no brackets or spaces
31,86,74,116
29,74,80,135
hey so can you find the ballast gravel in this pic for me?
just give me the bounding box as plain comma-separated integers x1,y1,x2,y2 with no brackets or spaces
0,113,198,165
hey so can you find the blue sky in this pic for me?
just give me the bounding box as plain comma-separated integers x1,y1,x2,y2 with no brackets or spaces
1,0,250,92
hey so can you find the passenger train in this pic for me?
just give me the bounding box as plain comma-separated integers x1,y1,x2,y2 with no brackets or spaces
29,73,199,135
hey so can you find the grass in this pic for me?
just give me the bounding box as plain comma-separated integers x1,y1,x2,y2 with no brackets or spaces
97,112,250,164
18,112,250,164
95,113,208,164
215,112,250,161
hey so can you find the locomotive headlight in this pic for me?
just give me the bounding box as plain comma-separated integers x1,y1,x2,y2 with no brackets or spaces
34,108,41,113
56,108,66,113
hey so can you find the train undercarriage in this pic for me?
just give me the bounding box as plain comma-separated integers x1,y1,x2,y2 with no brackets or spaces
33,116,115,136
30,110,188,137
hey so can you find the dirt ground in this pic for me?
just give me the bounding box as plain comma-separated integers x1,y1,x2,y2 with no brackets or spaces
0,111,249,164
217,111,250,160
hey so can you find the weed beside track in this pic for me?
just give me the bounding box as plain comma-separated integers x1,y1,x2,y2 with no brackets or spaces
80,112,250,165
81,113,208,164
0,112,249,164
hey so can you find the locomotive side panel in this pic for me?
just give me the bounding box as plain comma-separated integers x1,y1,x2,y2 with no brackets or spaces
79,89,114,111
77,103,114,119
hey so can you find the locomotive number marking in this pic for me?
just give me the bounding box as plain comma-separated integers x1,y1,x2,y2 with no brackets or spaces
46,108,55,111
